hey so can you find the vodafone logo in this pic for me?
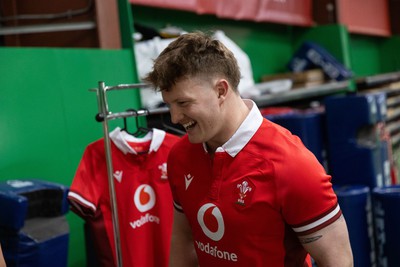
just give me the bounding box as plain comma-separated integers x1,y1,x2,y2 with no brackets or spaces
133,184,156,212
197,203,225,241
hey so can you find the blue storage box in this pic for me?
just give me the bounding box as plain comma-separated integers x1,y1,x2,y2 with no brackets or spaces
0,179,70,267
372,185,400,267
334,185,375,267
325,94,386,188
288,41,352,81
1,216,69,267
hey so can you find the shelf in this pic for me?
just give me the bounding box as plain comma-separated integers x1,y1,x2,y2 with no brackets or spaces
252,81,350,107
387,108,400,122
0,0,121,49
386,120,400,134
0,22,96,36
387,95,400,107
391,132,400,146
356,71,400,89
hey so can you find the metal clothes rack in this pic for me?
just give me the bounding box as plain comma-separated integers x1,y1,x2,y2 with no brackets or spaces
92,81,169,267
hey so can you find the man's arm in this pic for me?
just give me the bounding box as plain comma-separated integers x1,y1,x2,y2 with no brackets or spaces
0,243,6,267
299,215,353,267
169,209,198,267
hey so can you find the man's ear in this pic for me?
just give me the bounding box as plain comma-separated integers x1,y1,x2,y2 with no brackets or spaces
215,79,229,101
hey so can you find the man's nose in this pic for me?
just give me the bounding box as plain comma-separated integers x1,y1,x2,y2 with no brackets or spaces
169,106,183,124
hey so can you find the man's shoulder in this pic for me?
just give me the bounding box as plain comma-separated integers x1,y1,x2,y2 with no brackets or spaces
246,119,315,165
256,119,308,151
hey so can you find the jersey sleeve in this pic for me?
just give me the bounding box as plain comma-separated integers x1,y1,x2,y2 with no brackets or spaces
275,143,341,236
68,144,102,218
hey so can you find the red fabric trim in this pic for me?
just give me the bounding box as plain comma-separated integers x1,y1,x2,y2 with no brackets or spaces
292,202,338,228
296,210,342,236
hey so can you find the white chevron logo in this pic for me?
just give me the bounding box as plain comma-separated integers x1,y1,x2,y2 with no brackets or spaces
185,174,194,190
113,170,123,183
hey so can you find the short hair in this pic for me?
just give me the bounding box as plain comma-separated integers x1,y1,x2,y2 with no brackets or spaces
143,31,241,93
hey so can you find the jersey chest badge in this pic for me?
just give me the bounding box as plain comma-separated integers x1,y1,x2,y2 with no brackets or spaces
233,179,255,209
158,163,168,180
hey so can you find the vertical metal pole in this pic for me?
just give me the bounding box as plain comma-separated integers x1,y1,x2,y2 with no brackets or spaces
97,81,123,267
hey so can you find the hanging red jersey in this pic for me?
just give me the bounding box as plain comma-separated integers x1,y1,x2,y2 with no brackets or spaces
68,127,180,267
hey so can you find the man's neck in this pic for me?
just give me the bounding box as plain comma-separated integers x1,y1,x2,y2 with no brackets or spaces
206,97,250,154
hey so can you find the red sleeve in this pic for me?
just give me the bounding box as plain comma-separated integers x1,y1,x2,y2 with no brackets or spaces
68,142,103,218
276,141,341,236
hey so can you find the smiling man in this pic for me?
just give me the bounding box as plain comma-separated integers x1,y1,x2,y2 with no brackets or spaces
144,31,353,267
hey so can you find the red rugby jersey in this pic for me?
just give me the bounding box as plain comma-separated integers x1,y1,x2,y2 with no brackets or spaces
168,100,340,267
68,127,180,267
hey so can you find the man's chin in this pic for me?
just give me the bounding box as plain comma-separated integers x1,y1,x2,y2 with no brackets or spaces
187,134,204,144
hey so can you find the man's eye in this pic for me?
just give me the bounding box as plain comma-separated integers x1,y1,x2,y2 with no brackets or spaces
178,101,188,106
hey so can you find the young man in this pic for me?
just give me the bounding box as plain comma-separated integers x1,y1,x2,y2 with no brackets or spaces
144,31,353,267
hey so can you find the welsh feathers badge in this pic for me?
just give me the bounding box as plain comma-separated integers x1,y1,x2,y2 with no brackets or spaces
233,178,255,209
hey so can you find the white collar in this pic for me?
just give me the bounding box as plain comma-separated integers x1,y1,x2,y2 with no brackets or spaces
203,99,263,157
110,127,166,155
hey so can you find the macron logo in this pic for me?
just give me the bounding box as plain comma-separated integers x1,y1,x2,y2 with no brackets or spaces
113,170,123,183
185,174,194,190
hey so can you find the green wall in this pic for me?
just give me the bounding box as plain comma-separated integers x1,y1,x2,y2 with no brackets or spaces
347,34,400,78
380,35,400,74
349,35,386,77
0,47,139,267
